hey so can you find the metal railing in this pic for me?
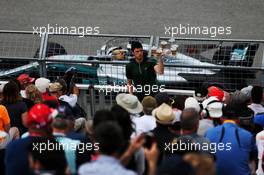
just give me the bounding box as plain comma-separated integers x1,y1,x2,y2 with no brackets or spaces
1,30,264,117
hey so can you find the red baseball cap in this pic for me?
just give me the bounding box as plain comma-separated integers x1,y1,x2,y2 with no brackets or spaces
208,86,224,101
17,74,35,84
27,104,57,129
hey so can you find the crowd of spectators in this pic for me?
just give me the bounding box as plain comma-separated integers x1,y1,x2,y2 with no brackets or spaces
0,73,264,175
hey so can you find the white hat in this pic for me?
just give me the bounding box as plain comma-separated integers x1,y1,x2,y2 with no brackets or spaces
202,97,223,118
184,97,200,112
116,93,143,114
35,78,50,93
152,103,175,125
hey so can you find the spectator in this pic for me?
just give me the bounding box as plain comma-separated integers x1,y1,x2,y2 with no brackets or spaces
194,85,208,103
184,97,201,113
155,92,171,107
35,77,58,103
54,79,86,119
205,97,257,175
1,81,28,135
52,110,82,174
116,93,143,118
27,137,68,175
25,84,43,104
208,86,225,102
155,92,182,123
125,41,164,101
49,82,74,115
248,86,264,115
180,108,210,147
17,73,35,98
78,121,137,175
256,129,264,175
93,109,115,129
183,152,216,175
0,105,19,148
5,104,55,175
133,96,157,135
0,104,20,175
230,91,255,132
241,85,253,101
198,96,223,136
157,154,195,175
111,105,145,175
144,141,160,175
10,79,35,110
151,103,177,156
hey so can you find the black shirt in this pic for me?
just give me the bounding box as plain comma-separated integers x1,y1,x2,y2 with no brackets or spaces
126,57,157,86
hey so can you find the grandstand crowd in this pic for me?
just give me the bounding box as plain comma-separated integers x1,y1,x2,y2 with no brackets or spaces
0,73,264,175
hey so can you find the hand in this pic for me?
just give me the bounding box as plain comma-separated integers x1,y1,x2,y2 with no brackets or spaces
127,135,145,155
145,142,159,175
72,85,79,96
144,142,159,166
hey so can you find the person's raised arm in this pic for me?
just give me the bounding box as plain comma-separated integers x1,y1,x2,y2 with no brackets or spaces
127,79,133,95
154,56,164,75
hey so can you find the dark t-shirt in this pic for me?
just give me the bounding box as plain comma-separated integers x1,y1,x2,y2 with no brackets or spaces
3,101,28,135
126,57,157,101
126,57,157,86
22,98,34,111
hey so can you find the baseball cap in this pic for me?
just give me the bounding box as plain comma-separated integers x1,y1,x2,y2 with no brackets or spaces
35,78,50,93
208,86,224,101
202,97,223,118
27,104,57,129
17,74,35,84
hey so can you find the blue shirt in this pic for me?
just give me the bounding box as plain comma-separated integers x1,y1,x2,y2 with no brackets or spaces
205,122,256,175
78,155,137,175
5,137,33,175
54,134,80,175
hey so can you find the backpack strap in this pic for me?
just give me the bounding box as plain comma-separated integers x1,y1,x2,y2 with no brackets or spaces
219,125,241,148
219,126,225,143
235,128,241,148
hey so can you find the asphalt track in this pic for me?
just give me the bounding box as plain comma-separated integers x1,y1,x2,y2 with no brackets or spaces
0,0,263,39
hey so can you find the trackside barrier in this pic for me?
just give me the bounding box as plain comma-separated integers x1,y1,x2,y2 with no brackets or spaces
0,81,194,117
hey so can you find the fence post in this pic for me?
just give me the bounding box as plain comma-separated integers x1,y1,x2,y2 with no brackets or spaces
38,33,48,77
89,85,96,118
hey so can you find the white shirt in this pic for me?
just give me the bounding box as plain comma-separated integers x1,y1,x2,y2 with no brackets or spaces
133,114,157,135
248,103,264,115
256,130,264,175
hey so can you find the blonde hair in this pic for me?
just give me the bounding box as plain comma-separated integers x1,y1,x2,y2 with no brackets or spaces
25,84,43,104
